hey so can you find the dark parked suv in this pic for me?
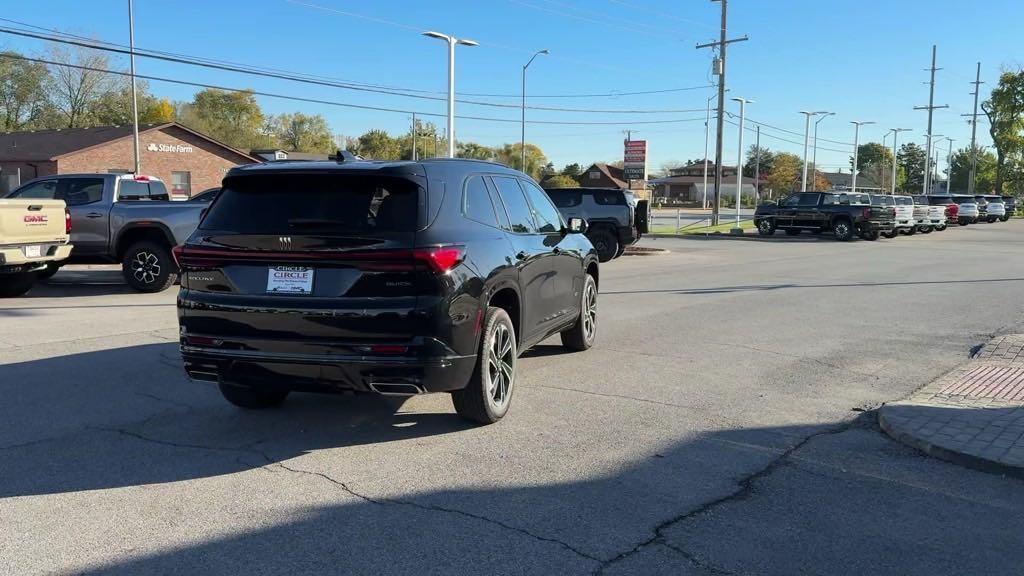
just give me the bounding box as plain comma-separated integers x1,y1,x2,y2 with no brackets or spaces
175,158,600,424
543,187,648,262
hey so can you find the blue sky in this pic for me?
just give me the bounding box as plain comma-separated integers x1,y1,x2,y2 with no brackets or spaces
3,0,1022,174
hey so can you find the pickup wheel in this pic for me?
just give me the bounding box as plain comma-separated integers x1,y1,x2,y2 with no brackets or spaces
904,226,917,235
832,218,855,241
919,226,933,234
756,218,776,236
882,230,898,239
218,381,290,409
588,229,619,263
122,241,177,293
0,273,36,297
935,223,947,231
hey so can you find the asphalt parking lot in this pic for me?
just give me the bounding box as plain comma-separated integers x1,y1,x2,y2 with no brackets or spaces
3,222,1024,575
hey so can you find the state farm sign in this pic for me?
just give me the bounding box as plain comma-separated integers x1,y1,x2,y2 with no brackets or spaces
146,143,194,154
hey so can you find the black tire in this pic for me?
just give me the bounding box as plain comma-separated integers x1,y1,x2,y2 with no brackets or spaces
122,241,177,293
832,218,854,241
1001,215,1010,222
0,273,36,297
588,230,620,263
919,226,933,234
784,228,801,236
935,223,947,231
860,230,880,241
905,226,917,235
218,381,290,409
561,273,597,351
451,307,516,425
988,217,997,223
756,218,776,236
614,243,627,258
882,230,898,239
36,262,62,280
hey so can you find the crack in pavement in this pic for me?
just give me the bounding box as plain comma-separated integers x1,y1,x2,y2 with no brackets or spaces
84,424,603,568
527,383,733,421
593,415,867,576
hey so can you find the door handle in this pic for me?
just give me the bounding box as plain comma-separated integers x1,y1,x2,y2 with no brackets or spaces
516,251,527,261
86,213,103,218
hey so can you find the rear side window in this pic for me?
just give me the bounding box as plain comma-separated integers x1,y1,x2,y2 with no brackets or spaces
546,189,582,208
953,197,974,204
593,190,626,205
200,174,420,234
822,194,840,205
491,176,535,234
10,180,58,199
520,179,563,234
118,180,152,200
798,193,819,206
463,175,498,227
61,178,104,206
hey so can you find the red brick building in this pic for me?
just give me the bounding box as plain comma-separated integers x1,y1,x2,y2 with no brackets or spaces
0,122,259,197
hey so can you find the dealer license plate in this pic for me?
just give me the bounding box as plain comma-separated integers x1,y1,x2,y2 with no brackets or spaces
267,266,314,294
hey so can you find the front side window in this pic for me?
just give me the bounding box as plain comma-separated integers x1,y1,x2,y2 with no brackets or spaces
463,175,498,227
520,179,564,234
593,190,626,206
798,193,819,206
10,180,58,200
491,176,535,234
781,195,800,207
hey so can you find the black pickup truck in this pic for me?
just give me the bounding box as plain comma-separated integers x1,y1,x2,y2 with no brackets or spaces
754,191,895,241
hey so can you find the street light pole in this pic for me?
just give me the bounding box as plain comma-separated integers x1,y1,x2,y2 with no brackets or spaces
850,121,875,194
731,97,752,233
888,128,912,194
945,137,955,194
521,49,548,174
811,113,834,191
799,111,825,191
702,93,714,210
127,0,140,175
423,31,478,158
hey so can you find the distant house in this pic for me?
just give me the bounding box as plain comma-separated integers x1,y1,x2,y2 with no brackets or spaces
649,162,758,204
576,163,628,189
822,171,884,193
250,149,332,162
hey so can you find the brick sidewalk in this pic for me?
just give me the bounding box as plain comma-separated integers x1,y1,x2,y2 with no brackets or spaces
879,334,1024,476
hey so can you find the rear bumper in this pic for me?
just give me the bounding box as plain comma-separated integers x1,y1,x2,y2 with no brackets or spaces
180,345,477,394
0,243,72,269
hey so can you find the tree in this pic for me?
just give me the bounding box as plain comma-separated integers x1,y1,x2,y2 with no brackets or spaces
350,129,402,160
766,152,801,195
850,142,893,172
495,143,548,179
177,88,268,150
982,70,1024,194
45,45,114,128
141,98,175,123
0,51,49,130
897,143,927,193
456,142,494,160
949,145,997,194
542,174,579,188
271,112,334,153
743,145,775,178
561,163,582,177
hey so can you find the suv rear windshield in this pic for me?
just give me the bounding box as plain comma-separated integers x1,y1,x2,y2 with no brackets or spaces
895,197,913,205
200,174,420,234
872,195,894,206
928,196,953,205
545,189,583,208
952,196,975,204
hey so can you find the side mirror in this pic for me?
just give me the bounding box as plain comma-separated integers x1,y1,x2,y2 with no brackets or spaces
566,217,588,234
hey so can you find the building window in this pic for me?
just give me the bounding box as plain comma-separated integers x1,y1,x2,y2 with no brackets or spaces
171,171,191,197
589,171,600,180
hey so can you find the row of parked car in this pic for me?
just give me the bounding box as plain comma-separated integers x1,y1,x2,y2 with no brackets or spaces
753,192,1017,241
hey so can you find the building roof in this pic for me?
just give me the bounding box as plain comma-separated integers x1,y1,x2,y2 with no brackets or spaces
582,162,627,188
0,122,259,162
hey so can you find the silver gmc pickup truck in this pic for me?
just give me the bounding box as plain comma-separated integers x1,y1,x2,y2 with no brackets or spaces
5,174,206,292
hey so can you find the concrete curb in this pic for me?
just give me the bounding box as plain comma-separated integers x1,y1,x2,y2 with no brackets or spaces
878,405,1024,479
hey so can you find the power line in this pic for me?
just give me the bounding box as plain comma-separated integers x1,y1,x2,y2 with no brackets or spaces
505,0,683,42
0,52,709,127
0,25,711,115
724,119,851,154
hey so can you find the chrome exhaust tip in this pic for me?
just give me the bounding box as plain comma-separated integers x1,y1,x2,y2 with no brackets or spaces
369,382,425,396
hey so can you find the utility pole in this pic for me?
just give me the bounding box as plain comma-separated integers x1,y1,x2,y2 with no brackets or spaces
850,121,875,194
914,45,949,195
945,137,955,194
409,112,417,161
753,125,761,202
127,0,141,175
702,93,714,210
961,62,984,195
811,112,834,192
888,128,912,194
731,97,752,233
697,0,748,226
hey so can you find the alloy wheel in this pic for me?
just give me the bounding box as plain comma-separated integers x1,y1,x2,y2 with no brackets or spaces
131,251,161,285
582,281,598,341
486,323,515,409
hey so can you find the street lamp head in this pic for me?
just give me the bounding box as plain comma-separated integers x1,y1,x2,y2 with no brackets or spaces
731,97,753,104
457,38,479,47
422,31,449,41
538,49,550,55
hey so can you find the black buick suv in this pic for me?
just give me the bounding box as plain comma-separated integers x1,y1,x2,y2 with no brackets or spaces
175,158,599,424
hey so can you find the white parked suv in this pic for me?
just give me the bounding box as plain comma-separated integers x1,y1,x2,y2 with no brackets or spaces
913,195,947,232
952,195,980,225
888,195,917,236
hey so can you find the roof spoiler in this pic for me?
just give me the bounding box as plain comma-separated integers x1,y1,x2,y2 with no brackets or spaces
328,150,364,163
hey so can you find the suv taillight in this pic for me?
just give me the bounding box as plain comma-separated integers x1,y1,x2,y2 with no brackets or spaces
172,245,465,274
64,208,71,234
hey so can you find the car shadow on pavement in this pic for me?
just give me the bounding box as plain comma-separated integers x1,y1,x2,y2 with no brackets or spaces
23,409,1024,576
0,342,474,499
